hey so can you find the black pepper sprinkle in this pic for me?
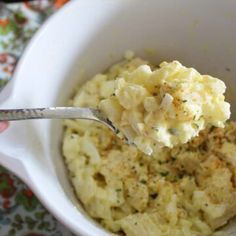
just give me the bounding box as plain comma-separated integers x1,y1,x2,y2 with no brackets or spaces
178,172,184,179
209,126,215,133
158,160,164,165
140,179,147,184
150,193,158,199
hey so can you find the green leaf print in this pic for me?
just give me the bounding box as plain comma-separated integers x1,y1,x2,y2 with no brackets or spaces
25,216,37,230
7,228,16,236
0,79,9,89
15,191,39,211
35,211,46,220
14,214,23,223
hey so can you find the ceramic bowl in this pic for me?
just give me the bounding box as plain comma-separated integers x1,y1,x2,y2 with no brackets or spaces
1,0,236,235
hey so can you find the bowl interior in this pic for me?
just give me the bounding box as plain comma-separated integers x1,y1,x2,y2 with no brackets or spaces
1,0,236,235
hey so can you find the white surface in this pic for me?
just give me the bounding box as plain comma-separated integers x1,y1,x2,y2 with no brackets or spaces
0,0,236,235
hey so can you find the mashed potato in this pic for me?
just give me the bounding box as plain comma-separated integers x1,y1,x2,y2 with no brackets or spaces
99,56,230,155
63,55,235,236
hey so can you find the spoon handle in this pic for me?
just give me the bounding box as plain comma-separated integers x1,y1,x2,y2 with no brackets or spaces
0,107,102,121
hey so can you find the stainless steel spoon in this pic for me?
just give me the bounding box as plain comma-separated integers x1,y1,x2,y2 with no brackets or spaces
0,107,117,133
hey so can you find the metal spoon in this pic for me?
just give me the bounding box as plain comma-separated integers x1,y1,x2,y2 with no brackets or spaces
0,107,117,133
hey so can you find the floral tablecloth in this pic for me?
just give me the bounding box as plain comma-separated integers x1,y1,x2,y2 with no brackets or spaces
0,1,74,235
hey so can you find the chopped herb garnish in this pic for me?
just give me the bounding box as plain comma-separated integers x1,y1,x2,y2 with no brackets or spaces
160,171,169,177
115,129,120,134
116,188,122,192
182,100,187,103
140,179,147,184
168,128,178,135
152,126,159,132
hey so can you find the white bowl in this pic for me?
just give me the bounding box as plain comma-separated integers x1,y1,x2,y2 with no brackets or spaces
1,0,236,235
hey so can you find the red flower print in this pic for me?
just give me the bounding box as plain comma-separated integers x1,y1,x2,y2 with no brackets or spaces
3,199,10,209
0,53,17,76
0,172,16,198
16,188,38,211
54,0,69,9
0,19,9,28
23,189,34,198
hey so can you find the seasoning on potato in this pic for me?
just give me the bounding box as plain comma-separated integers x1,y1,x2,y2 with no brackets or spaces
63,53,233,236
100,55,230,155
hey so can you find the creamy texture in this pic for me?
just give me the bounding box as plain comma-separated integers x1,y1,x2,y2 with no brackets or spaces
99,58,230,155
63,56,236,236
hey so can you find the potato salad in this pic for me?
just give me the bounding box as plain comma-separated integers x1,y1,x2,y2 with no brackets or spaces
100,56,230,155
63,54,234,236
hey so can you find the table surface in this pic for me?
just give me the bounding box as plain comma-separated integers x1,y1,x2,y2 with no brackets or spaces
0,1,74,235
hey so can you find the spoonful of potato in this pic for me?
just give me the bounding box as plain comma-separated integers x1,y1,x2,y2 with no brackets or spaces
0,61,230,155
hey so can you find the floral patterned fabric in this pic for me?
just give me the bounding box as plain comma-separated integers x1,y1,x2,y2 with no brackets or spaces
0,1,74,236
